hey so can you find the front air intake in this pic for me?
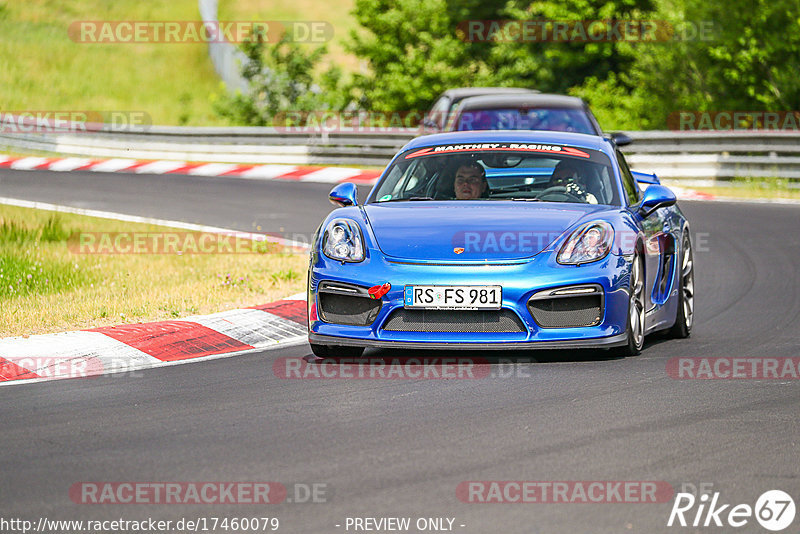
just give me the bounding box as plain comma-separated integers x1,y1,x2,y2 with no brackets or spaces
527,285,603,328
317,281,382,326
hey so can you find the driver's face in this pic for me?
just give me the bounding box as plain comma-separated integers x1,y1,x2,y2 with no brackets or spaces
454,166,486,199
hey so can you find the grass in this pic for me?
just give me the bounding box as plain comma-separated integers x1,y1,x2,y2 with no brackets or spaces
218,0,359,73
0,0,228,126
0,0,360,127
0,204,308,337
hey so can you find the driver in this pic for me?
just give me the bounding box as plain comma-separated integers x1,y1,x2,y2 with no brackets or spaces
548,160,598,204
453,162,489,200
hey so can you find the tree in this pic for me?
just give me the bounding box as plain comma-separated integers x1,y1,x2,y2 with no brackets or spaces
346,0,513,112
491,0,657,94
574,0,800,129
213,31,343,126
345,0,658,113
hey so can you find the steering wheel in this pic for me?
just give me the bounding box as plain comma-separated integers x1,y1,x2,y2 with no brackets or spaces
536,185,585,203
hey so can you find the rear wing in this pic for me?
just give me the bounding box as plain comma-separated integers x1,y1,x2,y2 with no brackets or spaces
632,171,660,186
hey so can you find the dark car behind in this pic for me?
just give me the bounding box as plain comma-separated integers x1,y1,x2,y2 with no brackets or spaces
444,93,631,146
422,87,539,132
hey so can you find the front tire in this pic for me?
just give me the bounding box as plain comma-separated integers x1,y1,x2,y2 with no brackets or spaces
668,233,694,338
310,343,365,358
616,253,646,356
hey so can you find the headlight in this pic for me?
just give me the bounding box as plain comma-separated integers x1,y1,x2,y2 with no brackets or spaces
322,218,364,262
557,221,614,265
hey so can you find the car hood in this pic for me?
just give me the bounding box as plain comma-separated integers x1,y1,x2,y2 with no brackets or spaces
363,201,611,262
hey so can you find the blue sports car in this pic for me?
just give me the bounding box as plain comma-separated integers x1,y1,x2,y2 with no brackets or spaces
307,131,694,357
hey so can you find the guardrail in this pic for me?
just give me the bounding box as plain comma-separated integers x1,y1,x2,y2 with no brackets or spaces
1,127,798,179
621,131,800,179
0,127,413,167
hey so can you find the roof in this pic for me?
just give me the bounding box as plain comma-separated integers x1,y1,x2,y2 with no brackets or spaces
456,93,587,111
440,87,539,100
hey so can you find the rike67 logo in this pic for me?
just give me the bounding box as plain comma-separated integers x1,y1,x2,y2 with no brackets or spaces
668,488,796,531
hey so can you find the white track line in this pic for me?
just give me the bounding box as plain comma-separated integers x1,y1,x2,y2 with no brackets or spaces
0,197,312,250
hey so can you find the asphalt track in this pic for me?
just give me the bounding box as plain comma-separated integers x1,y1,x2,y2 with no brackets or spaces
2,168,799,533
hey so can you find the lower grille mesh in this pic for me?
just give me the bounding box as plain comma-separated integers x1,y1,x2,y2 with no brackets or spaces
383,309,526,333
528,295,602,328
319,293,381,326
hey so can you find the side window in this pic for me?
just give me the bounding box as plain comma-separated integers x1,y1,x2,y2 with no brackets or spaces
616,150,640,205
428,97,450,129
444,102,462,131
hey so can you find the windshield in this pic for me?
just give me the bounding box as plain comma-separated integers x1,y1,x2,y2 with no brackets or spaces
455,108,596,135
370,143,620,206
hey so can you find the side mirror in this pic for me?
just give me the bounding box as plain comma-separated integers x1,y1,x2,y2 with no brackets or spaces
638,185,676,217
329,182,358,207
610,132,633,146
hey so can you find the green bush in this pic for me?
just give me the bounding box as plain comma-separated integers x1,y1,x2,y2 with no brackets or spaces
213,31,345,125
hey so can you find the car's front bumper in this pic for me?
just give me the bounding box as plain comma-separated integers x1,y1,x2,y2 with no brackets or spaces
309,331,629,350
308,250,634,350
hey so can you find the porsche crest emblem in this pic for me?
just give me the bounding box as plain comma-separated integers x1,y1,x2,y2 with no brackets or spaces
453,247,465,254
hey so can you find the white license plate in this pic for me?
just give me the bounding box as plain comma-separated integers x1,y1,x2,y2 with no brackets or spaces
403,285,502,309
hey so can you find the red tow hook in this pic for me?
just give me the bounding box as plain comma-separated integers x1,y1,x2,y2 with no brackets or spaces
368,283,391,299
